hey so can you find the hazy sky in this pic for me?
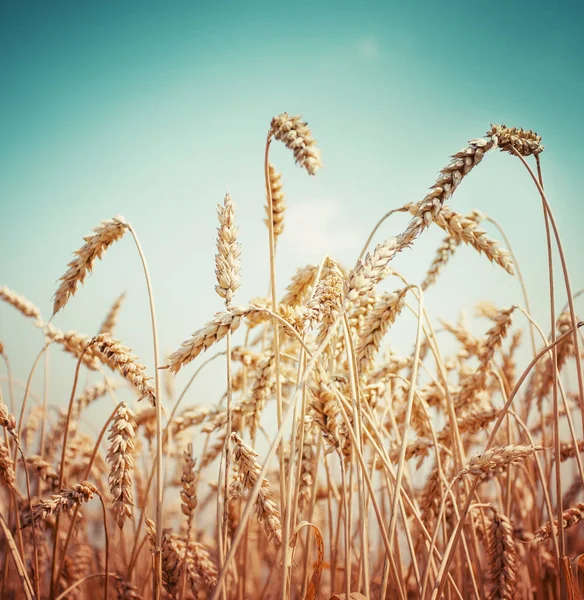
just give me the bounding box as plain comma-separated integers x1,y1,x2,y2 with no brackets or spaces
1,1,583,413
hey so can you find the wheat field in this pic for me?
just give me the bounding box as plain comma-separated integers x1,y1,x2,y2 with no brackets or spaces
0,115,583,599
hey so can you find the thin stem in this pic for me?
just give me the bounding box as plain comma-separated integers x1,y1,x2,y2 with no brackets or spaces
429,324,581,599
0,513,34,600
264,134,287,520
54,402,123,590
127,224,163,600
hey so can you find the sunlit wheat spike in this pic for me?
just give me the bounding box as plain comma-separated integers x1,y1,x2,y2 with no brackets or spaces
355,287,408,375
265,163,286,243
44,324,100,370
231,432,282,547
0,285,42,322
487,509,517,600
91,334,156,406
106,403,136,528
489,124,544,156
281,264,318,307
98,291,127,335
416,205,515,275
346,135,493,298
52,215,128,315
21,481,98,528
461,445,543,477
421,234,459,290
215,192,241,306
164,307,249,375
304,259,345,333
269,112,322,175
532,502,584,543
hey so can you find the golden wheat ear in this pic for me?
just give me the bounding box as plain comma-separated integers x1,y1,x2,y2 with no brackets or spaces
269,112,322,175
52,215,128,315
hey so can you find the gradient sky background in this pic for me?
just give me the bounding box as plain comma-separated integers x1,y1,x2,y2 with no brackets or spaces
1,1,583,418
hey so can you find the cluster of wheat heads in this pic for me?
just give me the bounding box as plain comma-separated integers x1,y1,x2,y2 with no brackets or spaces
0,115,583,600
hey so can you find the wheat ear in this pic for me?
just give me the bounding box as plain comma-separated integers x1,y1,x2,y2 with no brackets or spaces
215,192,241,306
460,445,543,477
99,291,127,335
164,307,249,374
231,433,282,547
487,509,517,600
488,124,543,156
532,502,584,543
265,163,286,243
347,135,493,298
53,215,128,315
91,334,156,405
269,112,322,175
107,403,136,528
0,286,42,322
21,481,97,528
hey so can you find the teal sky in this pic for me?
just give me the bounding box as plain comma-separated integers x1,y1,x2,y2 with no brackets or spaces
1,1,583,410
